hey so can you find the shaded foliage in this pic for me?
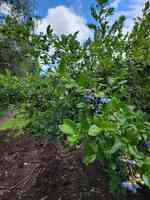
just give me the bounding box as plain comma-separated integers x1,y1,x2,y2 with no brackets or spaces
0,17,53,74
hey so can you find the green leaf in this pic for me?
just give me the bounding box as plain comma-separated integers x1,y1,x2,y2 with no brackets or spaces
128,145,137,156
59,123,75,135
65,79,78,88
76,102,86,108
88,125,101,136
109,137,122,154
142,175,150,187
94,116,116,131
84,154,96,165
46,25,53,36
63,119,76,130
144,157,150,166
124,127,138,144
84,143,98,165
67,135,79,145
78,74,89,88
96,0,108,4
58,60,66,74
88,23,97,30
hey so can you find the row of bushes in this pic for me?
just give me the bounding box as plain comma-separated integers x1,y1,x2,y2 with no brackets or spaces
0,69,150,198
0,0,150,199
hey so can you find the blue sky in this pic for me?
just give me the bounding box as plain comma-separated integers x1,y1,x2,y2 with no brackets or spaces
36,0,146,21
37,0,95,20
0,0,148,41
35,0,147,41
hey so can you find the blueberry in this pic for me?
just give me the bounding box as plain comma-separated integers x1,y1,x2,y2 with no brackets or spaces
84,95,95,103
95,97,103,104
37,95,43,102
96,97,110,105
122,181,140,193
144,141,150,148
100,97,110,104
127,160,136,166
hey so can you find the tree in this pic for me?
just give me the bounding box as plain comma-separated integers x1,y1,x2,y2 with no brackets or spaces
0,0,36,20
0,16,50,74
0,0,43,74
125,1,150,112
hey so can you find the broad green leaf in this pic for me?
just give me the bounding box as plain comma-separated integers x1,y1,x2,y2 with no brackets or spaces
63,119,76,130
84,154,96,165
109,137,122,154
144,157,150,166
84,143,98,165
59,124,75,135
142,175,150,187
94,116,116,131
127,145,138,156
67,135,79,145
88,125,101,136
124,127,138,144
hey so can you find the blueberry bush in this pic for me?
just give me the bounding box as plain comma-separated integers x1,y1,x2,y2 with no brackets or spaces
0,0,150,199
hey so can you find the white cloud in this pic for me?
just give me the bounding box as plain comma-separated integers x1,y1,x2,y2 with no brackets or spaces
111,0,147,33
36,5,92,42
0,2,12,15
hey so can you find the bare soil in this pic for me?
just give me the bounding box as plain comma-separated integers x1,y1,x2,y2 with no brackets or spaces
0,130,149,200
0,131,112,200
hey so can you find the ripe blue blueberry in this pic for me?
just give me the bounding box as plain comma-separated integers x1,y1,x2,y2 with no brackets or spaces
84,95,95,103
144,141,150,148
96,97,110,105
100,97,110,104
95,97,102,104
127,160,136,166
122,181,140,193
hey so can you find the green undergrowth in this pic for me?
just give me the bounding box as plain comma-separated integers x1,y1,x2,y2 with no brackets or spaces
0,114,28,131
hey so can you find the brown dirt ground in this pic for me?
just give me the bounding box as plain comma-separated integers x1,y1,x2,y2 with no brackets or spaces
0,131,112,200
0,130,149,200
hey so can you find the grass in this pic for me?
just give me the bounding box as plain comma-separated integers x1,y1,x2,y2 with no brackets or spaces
0,114,28,130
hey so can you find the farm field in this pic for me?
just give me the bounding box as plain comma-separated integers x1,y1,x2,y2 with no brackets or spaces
0,0,150,199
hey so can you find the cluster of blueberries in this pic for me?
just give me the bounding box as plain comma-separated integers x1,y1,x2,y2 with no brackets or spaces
84,93,110,113
84,91,149,194
120,143,150,193
122,181,140,193
122,141,150,193
120,156,141,193
84,92,110,105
